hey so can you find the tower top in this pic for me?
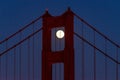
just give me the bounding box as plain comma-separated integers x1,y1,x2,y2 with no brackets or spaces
42,8,73,18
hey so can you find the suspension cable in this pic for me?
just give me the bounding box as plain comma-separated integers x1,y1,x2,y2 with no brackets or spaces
0,16,42,45
19,32,22,80
0,50,1,79
14,47,16,80
0,27,42,57
81,21,85,80
116,47,118,80
73,13,120,48
105,38,107,80
5,40,8,80
74,32,119,64
32,23,35,80
93,31,96,80
28,38,30,80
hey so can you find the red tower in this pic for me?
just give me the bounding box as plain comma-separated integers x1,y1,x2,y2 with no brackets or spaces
42,8,74,80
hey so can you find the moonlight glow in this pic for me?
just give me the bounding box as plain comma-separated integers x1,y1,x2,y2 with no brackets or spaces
56,30,65,39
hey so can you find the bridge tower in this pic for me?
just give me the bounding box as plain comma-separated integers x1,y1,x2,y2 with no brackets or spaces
42,8,74,80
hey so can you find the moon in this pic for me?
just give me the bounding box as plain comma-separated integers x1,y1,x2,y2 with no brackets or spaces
56,30,65,39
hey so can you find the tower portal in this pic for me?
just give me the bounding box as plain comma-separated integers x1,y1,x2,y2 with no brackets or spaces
42,8,74,80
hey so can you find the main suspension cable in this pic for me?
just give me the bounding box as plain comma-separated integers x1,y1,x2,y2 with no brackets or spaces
74,32,119,64
73,13,120,48
0,16,42,45
0,27,42,57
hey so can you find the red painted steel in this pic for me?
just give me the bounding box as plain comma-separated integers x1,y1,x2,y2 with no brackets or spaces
42,8,74,80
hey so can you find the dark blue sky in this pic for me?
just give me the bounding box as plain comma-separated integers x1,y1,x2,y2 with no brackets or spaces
0,0,120,44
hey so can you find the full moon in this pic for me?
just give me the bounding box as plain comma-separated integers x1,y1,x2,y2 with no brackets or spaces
56,30,65,39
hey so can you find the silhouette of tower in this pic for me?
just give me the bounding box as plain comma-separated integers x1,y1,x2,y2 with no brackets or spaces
42,8,74,80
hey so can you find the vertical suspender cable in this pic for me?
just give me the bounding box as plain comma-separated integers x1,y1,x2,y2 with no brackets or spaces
14,47,16,80
105,38,107,80
6,41,8,80
0,49,1,79
19,32,22,80
116,47,118,80
93,31,96,80
81,21,85,80
32,23,35,80
28,38,30,80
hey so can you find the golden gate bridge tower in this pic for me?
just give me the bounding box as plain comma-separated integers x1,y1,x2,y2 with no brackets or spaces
42,8,74,80
0,8,120,80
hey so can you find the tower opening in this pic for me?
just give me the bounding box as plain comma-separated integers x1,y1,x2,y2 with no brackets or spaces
51,27,65,52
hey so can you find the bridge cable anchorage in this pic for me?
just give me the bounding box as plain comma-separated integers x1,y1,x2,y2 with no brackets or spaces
73,12,120,48
0,16,42,45
74,32,120,64
0,27,42,57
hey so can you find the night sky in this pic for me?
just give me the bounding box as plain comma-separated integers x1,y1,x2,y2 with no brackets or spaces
0,0,120,80
0,0,120,44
